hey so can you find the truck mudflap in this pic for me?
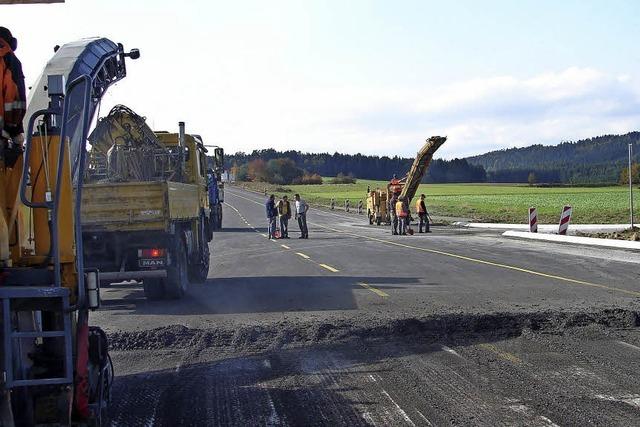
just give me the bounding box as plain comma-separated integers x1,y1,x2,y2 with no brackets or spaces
99,269,167,283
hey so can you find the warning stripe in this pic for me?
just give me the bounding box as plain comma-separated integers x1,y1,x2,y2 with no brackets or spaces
558,205,572,235
529,207,538,233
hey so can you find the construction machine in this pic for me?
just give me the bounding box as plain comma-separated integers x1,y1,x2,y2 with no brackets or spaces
0,38,139,425
367,136,446,225
81,106,212,299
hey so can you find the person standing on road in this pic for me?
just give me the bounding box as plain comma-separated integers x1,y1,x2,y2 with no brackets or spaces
266,194,278,239
389,193,399,235
277,195,292,239
294,193,309,239
396,196,409,235
0,27,27,169
416,194,430,233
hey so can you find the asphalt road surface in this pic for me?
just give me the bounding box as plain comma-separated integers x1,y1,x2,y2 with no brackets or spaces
100,186,640,426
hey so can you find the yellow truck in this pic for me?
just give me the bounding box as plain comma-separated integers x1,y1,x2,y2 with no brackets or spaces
81,106,212,299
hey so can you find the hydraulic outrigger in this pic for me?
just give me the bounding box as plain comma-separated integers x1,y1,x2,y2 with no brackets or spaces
0,38,139,426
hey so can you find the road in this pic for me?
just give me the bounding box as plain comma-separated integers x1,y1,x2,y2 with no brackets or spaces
101,186,640,426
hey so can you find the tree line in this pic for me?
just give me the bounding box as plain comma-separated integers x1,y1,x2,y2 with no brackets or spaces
222,132,640,185
226,149,486,184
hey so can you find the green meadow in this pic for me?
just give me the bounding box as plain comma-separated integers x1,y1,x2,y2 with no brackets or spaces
238,179,636,224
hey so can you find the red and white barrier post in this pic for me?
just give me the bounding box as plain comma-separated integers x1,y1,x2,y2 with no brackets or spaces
528,207,538,233
558,205,572,235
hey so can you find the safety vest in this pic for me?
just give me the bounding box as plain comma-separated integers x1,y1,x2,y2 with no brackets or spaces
416,199,425,213
395,201,407,217
280,201,289,216
0,40,26,137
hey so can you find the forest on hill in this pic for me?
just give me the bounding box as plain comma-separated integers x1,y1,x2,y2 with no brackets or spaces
467,132,640,184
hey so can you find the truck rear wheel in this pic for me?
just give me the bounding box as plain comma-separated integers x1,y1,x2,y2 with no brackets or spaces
188,242,210,284
143,278,165,300
165,239,188,299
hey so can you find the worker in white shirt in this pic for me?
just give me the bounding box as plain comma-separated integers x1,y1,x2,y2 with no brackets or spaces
294,193,309,239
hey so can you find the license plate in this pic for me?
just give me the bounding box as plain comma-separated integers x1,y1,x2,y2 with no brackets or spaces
139,258,165,268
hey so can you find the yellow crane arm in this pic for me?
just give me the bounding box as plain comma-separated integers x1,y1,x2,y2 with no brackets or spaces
399,136,447,203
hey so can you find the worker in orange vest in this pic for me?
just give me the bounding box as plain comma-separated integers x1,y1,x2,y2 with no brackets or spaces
0,27,26,169
389,192,399,235
395,196,409,235
416,194,430,233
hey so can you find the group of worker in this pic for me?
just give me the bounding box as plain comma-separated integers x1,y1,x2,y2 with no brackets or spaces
0,27,26,170
266,193,309,239
389,193,431,235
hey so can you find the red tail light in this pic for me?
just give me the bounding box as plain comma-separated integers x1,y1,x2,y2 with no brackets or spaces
138,248,165,258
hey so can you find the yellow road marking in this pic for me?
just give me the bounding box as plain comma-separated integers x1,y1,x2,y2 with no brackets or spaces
319,263,339,272
281,244,290,249
479,343,523,364
359,282,389,297
296,252,310,259
227,191,639,297
309,222,640,297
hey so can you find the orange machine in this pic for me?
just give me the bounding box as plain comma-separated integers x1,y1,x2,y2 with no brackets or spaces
366,136,447,226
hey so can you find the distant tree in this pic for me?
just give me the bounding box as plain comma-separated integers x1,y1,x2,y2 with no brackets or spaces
231,163,248,181
620,163,640,185
266,158,304,184
527,172,537,186
246,159,268,182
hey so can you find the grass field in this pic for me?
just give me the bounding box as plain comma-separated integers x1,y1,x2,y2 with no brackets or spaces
236,179,637,224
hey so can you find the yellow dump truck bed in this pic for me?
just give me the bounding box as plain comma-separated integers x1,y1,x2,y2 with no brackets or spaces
81,181,200,232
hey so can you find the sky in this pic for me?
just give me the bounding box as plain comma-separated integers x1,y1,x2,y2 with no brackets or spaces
3,0,640,158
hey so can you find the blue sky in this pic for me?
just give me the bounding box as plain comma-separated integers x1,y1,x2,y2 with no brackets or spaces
3,0,640,158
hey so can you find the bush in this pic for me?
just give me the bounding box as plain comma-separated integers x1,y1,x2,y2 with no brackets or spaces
620,163,640,185
293,173,323,185
330,172,356,184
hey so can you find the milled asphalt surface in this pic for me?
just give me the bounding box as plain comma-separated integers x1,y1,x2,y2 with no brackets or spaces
101,187,640,426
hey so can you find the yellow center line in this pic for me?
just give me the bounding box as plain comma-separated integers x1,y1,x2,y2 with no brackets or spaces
281,244,291,249
319,263,339,273
296,252,310,259
307,222,640,298
479,343,523,364
359,282,389,297
226,191,637,297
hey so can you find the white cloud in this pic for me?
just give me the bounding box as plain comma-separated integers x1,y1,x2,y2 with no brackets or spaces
264,66,640,159
86,65,640,160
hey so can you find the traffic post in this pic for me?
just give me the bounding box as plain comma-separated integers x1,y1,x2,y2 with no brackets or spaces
528,207,538,233
558,205,572,235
